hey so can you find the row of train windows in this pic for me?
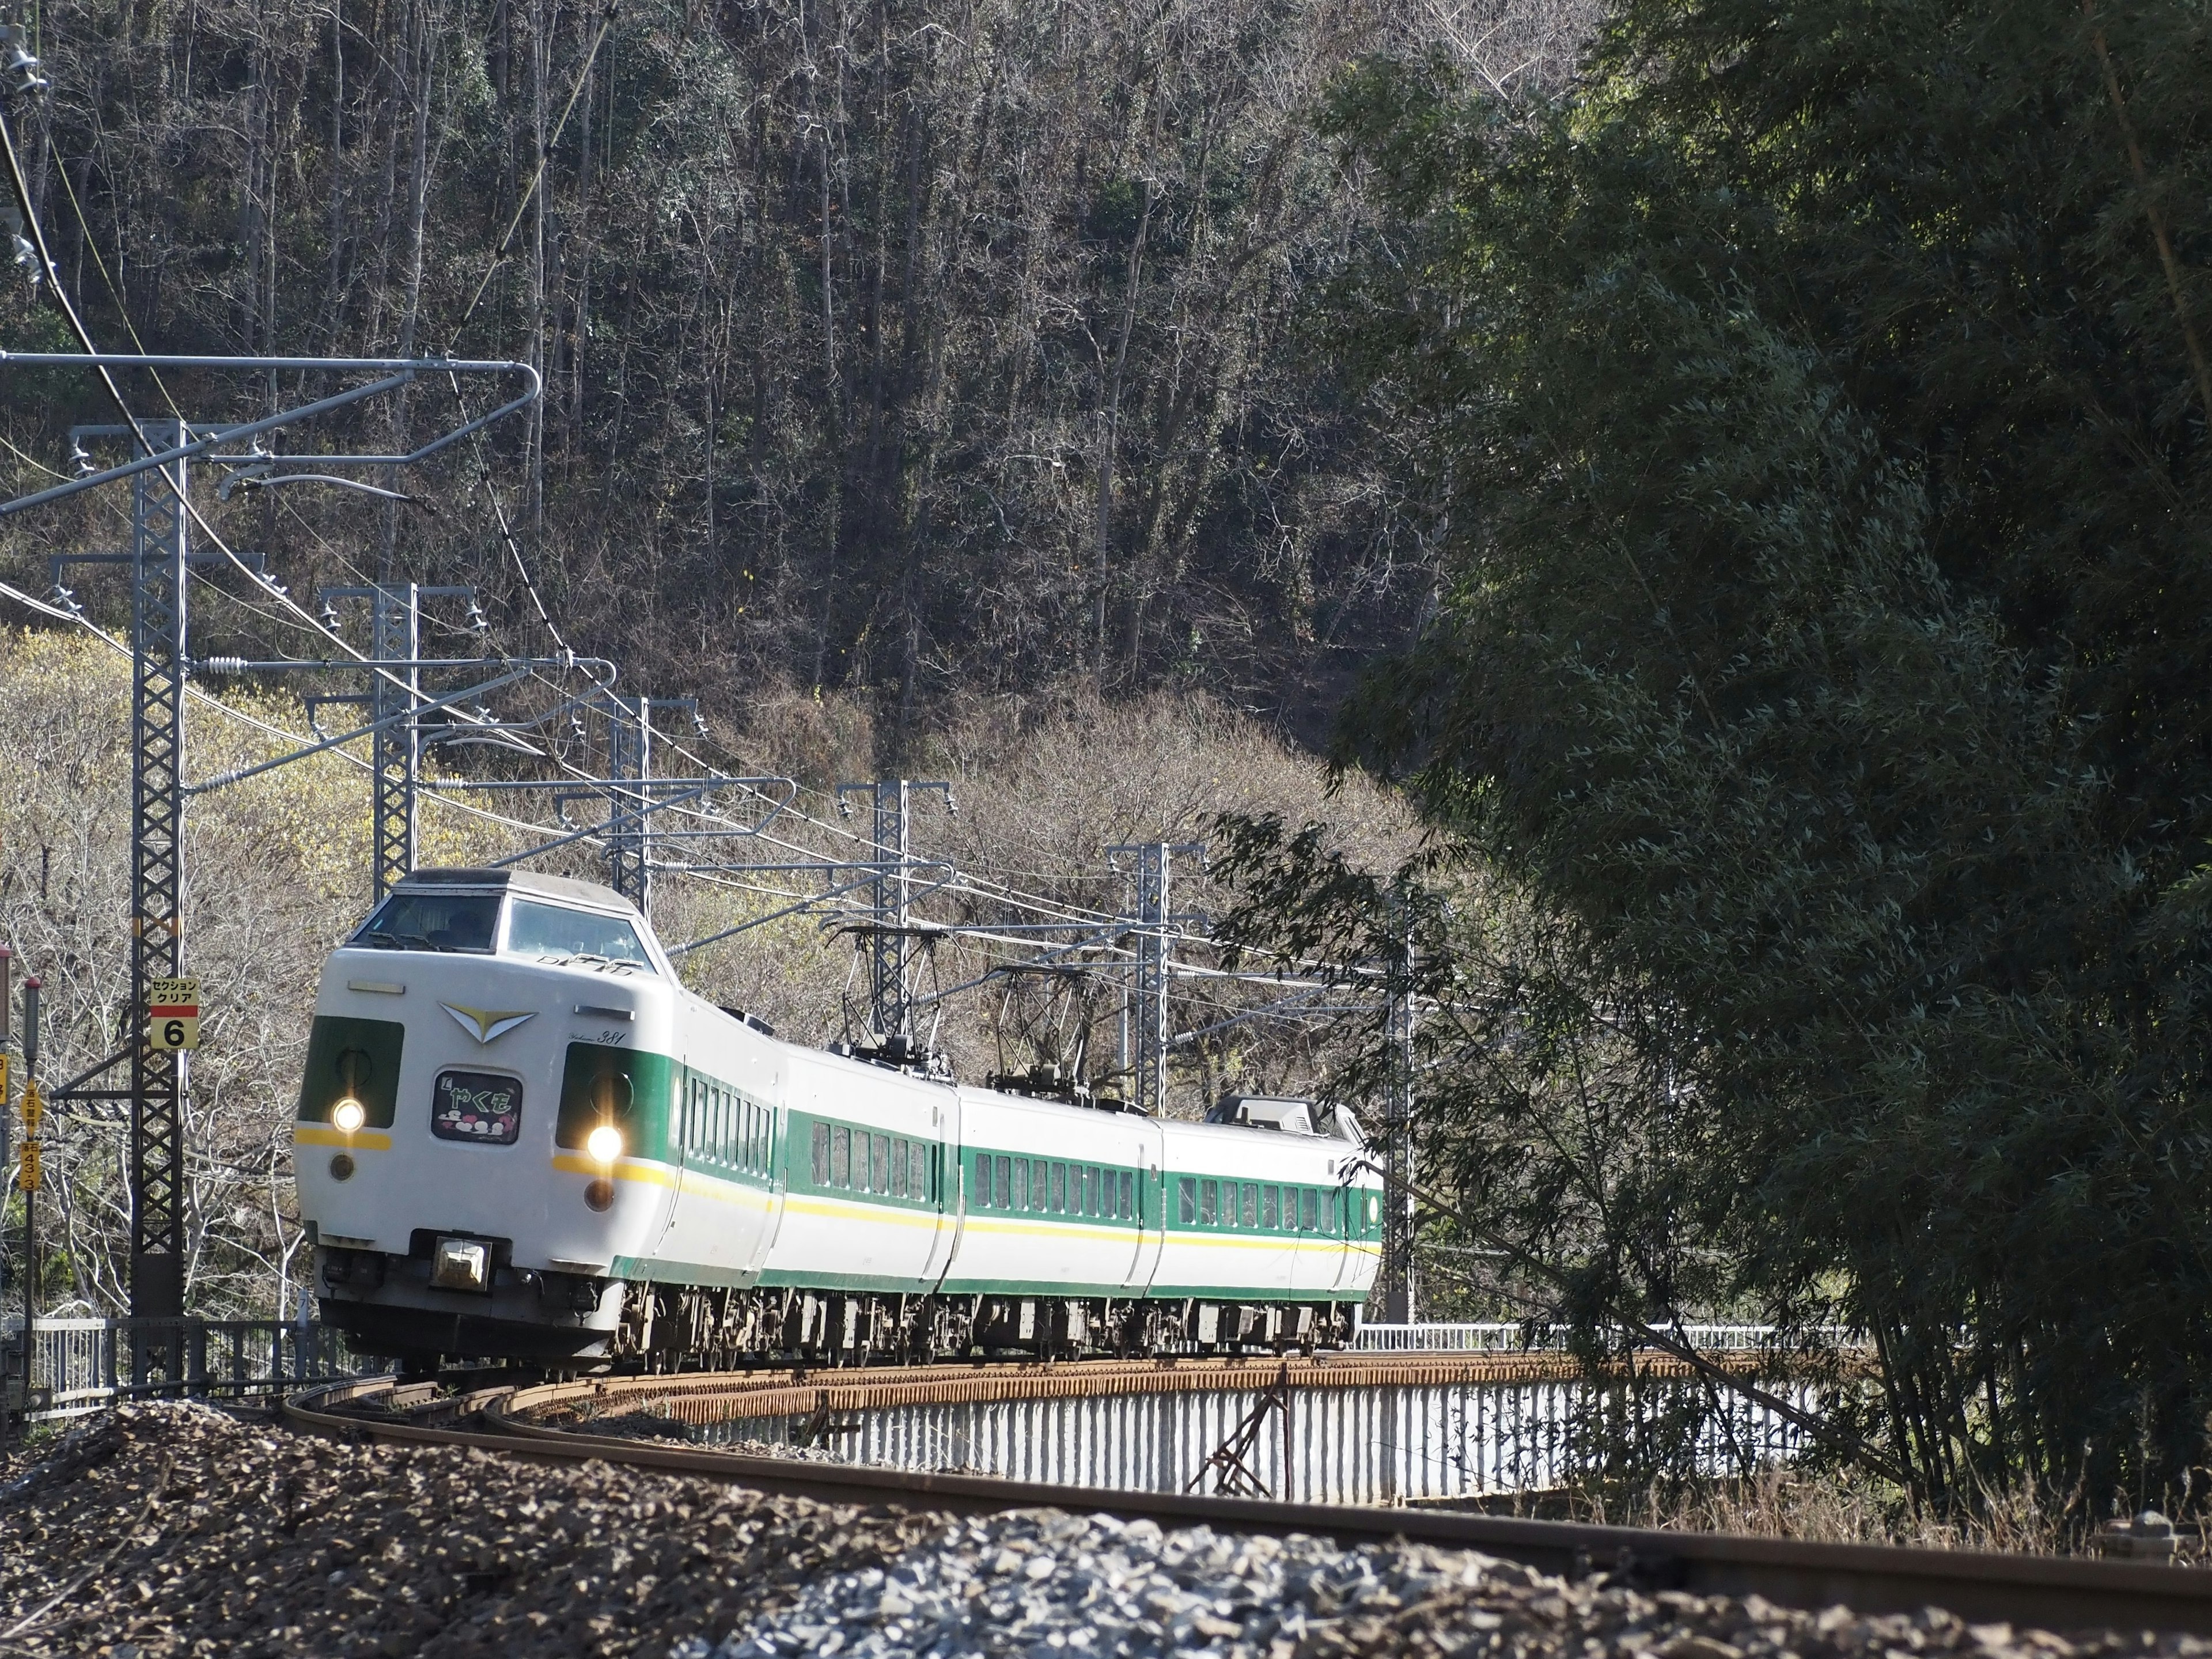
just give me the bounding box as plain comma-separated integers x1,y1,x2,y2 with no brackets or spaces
681,1077,771,1172
973,1156,1136,1220
1178,1177,1335,1234
811,1122,935,1199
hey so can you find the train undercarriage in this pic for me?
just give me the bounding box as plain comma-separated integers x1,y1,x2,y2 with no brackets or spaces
611,1282,1354,1370
321,1244,1361,1372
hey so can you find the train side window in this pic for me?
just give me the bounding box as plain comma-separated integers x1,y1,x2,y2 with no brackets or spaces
1177,1177,1196,1224
891,1138,908,1197
1014,1158,1029,1210
1241,1184,1257,1228
1301,1188,1318,1231
1049,1162,1065,1212
1086,1167,1100,1216
874,1134,892,1195
832,1126,851,1187
812,1122,829,1184
1027,1159,1044,1212
911,1142,927,1199
994,1154,1012,1208
1263,1187,1279,1229
1200,1180,1218,1225
1119,1171,1134,1219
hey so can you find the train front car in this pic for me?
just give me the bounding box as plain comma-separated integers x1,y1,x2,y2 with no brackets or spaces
297,868,675,1364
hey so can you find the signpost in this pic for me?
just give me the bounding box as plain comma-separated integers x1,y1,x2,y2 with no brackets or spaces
147,977,200,1051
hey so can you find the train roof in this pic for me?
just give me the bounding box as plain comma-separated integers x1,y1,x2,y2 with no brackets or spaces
397,866,639,914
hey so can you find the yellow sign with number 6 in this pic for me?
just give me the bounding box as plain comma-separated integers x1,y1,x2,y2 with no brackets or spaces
149,976,201,1051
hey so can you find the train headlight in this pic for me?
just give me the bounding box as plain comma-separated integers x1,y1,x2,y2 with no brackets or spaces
585,1124,623,1165
331,1097,366,1135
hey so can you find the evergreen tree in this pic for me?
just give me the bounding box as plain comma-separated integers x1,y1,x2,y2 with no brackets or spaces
1297,1,2212,1503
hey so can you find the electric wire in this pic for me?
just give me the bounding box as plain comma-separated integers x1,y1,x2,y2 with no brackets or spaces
3,87,1380,1046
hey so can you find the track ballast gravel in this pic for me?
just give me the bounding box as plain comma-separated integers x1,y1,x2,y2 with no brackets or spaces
0,1404,2197,1659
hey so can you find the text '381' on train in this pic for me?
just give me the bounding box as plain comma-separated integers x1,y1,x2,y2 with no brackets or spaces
296,868,1382,1368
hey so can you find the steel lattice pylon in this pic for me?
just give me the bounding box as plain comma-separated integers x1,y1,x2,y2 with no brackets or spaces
128,421,187,1323
604,694,651,911
836,779,952,1043
371,583,420,898
1109,840,1204,1118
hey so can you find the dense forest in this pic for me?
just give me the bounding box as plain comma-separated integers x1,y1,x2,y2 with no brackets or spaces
0,0,1584,744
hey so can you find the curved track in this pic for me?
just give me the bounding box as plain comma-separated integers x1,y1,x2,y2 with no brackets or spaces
286,1363,2212,1638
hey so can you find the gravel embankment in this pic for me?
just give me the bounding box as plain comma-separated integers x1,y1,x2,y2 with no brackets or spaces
0,1404,928,1657
0,1404,2195,1659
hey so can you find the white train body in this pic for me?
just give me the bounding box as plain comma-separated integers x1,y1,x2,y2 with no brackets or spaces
297,869,1381,1364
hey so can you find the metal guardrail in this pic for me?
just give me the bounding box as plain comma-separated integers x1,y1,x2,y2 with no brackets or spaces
2,1316,361,1419
1353,1322,1865,1352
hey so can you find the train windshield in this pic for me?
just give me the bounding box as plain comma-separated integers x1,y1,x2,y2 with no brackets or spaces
505,899,657,971
352,889,500,953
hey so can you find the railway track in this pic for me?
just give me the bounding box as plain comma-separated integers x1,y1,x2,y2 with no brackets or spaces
283,1358,2212,1638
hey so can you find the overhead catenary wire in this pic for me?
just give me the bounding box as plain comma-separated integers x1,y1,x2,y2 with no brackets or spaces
3,74,1389,1091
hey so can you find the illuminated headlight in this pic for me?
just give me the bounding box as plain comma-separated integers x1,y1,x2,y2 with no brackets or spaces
585,1124,623,1164
430,1236,491,1293
331,1097,366,1135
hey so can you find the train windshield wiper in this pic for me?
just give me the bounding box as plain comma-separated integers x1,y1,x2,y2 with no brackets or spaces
365,928,450,952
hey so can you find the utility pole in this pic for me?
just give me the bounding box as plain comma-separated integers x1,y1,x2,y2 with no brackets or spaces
599,693,697,915
0,947,9,1329
1107,841,1204,1117
836,779,953,1045
17,975,37,1324
129,422,187,1331
319,582,475,899
1380,902,1416,1324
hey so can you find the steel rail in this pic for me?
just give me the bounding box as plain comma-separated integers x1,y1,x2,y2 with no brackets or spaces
285,1369,2212,1637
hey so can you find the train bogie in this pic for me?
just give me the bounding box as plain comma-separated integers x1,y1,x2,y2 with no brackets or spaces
297,868,1381,1368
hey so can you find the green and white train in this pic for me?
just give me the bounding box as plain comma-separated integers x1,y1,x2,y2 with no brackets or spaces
296,868,1382,1366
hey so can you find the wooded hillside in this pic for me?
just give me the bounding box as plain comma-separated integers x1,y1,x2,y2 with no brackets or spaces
0,0,1585,747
